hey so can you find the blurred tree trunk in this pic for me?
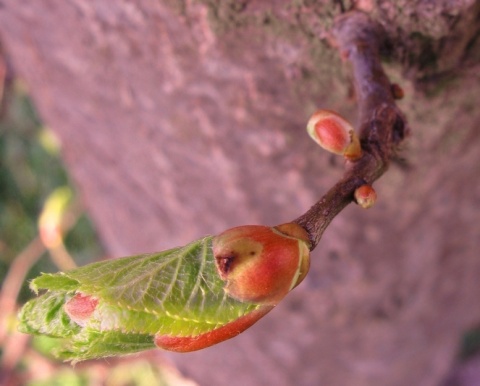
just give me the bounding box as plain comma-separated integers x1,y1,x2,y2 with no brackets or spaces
1,1,480,385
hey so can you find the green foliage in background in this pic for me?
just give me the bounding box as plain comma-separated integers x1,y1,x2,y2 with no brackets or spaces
0,81,102,302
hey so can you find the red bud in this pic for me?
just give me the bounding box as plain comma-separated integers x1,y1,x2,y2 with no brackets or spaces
354,184,377,209
306,109,362,160
212,224,310,306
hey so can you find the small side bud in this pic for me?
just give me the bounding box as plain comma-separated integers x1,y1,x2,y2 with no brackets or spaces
306,109,362,160
38,186,73,248
213,224,310,306
391,83,404,100
64,293,98,326
354,185,377,209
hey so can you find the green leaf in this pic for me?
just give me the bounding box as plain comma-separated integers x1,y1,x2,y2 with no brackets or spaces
57,330,156,362
30,273,80,293
18,291,80,337
18,236,264,360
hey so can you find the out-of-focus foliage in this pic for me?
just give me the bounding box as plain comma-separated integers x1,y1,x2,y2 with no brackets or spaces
26,338,195,386
0,80,101,302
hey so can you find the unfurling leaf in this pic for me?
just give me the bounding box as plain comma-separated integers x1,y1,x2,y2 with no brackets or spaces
18,223,310,361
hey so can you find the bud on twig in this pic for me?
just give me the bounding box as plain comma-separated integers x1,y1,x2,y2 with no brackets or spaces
19,222,311,358
213,224,310,306
354,184,377,209
391,83,405,100
307,109,362,160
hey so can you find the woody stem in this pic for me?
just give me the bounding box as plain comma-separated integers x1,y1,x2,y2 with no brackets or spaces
293,11,408,250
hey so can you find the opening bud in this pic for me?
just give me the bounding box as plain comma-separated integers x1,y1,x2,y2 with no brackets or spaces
213,224,310,306
354,184,377,209
306,109,362,160
64,293,98,326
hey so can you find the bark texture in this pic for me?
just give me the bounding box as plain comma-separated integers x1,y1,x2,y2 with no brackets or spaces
1,1,480,385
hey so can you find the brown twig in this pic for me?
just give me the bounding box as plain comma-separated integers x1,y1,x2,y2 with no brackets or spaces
293,11,408,249
0,237,46,345
0,51,6,106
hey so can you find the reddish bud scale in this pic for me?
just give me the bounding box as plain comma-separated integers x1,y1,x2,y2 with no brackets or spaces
154,305,273,352
64,293,98,326
212,224,310,306
315,117,350,154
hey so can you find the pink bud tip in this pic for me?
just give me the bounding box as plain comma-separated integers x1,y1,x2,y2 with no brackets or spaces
64,293,98,325
306,109,362,160
354,185,377,209
39,223,62,248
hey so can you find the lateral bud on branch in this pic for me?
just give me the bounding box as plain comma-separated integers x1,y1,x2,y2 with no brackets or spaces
295,12,408,249
306,109,362,161
354,184,377,209
390,83,405,100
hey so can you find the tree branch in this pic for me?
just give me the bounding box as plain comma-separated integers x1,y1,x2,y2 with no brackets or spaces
293,11,408,250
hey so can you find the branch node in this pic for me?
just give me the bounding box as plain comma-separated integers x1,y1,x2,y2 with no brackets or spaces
293,11,409,250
